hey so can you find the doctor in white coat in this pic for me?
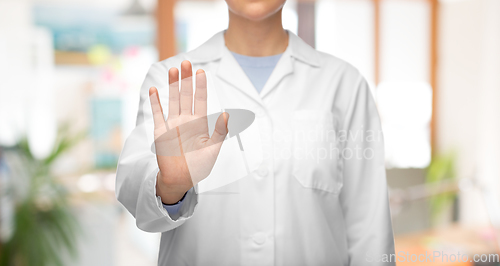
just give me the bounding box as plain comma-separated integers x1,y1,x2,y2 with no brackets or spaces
116,0,395,265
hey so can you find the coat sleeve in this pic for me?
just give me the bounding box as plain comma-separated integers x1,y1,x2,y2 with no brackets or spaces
339,74,395,265
115,62,199,233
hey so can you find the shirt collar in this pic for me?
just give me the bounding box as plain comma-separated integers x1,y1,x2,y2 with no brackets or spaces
187,30,321,68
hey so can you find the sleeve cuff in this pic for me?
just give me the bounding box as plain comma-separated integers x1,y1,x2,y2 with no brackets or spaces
161,189,191,215
153,171,198,221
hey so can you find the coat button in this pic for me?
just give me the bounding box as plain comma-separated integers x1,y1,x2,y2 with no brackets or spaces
258,167,268,177
252,232,267,245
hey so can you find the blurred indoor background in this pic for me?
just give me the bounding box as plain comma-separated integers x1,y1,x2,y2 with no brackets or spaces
0,0,499,265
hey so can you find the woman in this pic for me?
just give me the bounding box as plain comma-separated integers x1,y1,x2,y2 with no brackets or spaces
116,0,395,265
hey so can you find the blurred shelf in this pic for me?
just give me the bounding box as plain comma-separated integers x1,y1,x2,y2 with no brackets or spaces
55,51,90,65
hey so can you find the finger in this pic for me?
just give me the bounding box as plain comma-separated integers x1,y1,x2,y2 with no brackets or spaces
149,87,167,134
207,112,229,146
194,69,207,117
168,67,180,118
180,60,193,115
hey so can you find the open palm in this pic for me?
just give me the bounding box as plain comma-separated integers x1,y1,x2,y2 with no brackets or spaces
149,60,229,204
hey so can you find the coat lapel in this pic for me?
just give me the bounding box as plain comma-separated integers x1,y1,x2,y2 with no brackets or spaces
259,46,294,99
216,47,264,106
187,30,321,107
256,31,321,99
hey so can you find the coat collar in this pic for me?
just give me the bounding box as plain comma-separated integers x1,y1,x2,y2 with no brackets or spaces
187,30,321,68
187,30,320,106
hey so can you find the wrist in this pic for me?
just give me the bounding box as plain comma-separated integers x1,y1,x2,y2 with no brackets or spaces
156,171,190,204
157,187,187,204
162,191,188,206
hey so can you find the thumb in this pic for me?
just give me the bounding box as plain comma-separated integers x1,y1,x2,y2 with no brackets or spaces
209,112,229,145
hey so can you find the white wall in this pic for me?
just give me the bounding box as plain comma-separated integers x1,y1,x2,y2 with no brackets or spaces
438,0,500,226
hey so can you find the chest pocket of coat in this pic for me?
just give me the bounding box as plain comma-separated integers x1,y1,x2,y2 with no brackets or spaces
291,110,343,194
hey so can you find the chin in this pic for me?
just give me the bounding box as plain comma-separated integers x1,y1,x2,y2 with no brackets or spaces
226,0,286,21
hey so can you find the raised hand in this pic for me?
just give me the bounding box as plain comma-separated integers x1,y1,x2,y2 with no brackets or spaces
149,60,229,204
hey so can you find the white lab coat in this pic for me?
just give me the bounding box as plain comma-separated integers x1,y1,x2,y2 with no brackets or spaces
116,31,395,266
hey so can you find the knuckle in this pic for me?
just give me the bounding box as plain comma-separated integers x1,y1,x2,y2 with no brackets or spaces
195,95,207,101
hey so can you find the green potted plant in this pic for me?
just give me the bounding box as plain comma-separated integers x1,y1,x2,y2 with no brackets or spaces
0,125,85,266
425,152,457,227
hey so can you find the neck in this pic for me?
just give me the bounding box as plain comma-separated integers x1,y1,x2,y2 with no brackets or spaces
225,10,288,57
